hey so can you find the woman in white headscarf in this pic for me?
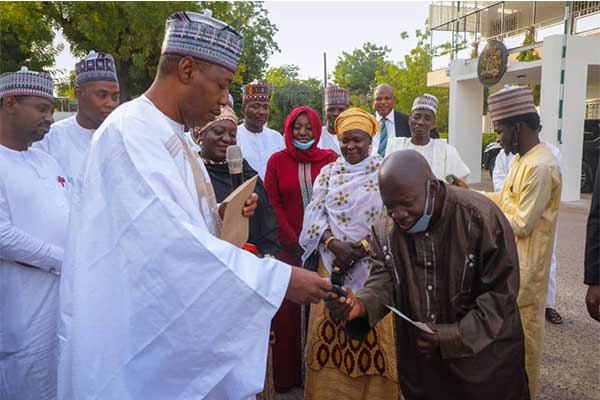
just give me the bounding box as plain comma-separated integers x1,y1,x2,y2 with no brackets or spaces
300,108,399,399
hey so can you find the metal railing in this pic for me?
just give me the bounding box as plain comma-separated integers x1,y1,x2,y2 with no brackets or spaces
429,1,501,30
430,0,600,69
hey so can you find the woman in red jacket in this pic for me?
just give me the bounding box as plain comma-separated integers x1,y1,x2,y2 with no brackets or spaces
264,106,336,392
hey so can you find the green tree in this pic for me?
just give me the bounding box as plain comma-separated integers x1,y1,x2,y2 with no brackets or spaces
228,2,280,84
44,1,279,100
45,2,214,100
210,1,280,112
265,64,300,86
0,2,63,73
333,42,391,98
517,28,541,105
264,65,323,133
376,28,451,132
348,94,372,112
56,70,77,99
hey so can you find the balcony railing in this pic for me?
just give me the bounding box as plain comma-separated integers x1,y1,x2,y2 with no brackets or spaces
429,1,600,70
430,1,501,30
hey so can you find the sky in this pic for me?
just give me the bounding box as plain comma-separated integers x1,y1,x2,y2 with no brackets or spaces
264,1,429,79
53,1,431,81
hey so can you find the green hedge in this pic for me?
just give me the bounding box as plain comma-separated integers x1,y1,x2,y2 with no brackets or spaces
482,133,497,153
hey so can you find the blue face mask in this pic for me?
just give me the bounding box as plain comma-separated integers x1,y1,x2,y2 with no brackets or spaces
294,139,315,150
406,180,436,234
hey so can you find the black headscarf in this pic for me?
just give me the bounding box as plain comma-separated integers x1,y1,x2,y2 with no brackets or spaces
204,160,281,256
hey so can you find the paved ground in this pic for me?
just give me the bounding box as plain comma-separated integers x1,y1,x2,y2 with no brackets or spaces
276,172,599,400
538,197,599,400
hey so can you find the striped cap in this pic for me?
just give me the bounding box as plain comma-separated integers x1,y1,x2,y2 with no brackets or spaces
75,51,118,85
324,85,349,106
412,93,438,115
242,80,269,104
0,66,54,102
161,10,244,73
488,85,537,123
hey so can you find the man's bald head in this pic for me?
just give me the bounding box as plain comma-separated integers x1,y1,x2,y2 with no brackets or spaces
380,150,434,191
374,83,394,97
373,83,396,117
379,150,439,231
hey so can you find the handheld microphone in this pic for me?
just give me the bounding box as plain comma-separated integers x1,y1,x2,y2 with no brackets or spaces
226,145,244,189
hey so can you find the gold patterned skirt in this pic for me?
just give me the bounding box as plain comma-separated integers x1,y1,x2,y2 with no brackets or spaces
304,261,400,400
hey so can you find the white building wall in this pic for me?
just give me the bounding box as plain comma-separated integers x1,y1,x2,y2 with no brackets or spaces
444,34,600,200
448,60,484,184
540,34,600,201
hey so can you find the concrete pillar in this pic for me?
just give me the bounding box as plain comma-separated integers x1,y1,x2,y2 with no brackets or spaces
540,35,600,201
482,113,491,135
448,60,484,183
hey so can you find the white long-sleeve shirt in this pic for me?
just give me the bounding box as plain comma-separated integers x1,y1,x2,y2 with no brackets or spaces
317,126,341,156
236,124,284,180
492,150,515,192
34,115,95,192
386,137,471,180
0,144,70,400
370,110,396,156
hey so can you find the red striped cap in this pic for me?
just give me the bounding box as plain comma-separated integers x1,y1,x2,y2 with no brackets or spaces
488,85,537,123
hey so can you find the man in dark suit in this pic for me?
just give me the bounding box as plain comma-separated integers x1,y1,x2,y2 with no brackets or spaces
371,83,410,156
585,158,600,322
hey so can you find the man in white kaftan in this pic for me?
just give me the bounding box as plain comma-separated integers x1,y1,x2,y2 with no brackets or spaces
236,80,284,179
387,137,471,180
386,94,470,180
57,11,331,400
318,126,341,155
316,85,349,156
35,51,120,190
0,68,69,400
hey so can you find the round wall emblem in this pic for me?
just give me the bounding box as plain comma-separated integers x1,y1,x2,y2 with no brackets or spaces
478,39,508,87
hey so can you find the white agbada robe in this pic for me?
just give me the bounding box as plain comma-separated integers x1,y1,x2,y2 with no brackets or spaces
493,142,562,307
34,115,95,191
386,137,471,179
0,144,70,400
317,126,341,156
57,95,292,400
235,124,284,180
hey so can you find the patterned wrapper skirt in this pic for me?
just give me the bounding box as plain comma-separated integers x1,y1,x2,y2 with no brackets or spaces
304,261,400,400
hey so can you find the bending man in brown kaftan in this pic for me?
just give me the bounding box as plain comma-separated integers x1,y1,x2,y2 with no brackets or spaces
327,150,529,400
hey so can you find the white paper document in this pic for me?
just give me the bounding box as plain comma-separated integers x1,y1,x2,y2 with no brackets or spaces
385,305,435,334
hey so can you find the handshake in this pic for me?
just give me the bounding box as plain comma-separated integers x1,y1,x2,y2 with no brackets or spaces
284,267,364,321
285,266,333,304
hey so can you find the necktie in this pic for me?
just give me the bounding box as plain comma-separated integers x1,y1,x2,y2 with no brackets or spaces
377,117,388,157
